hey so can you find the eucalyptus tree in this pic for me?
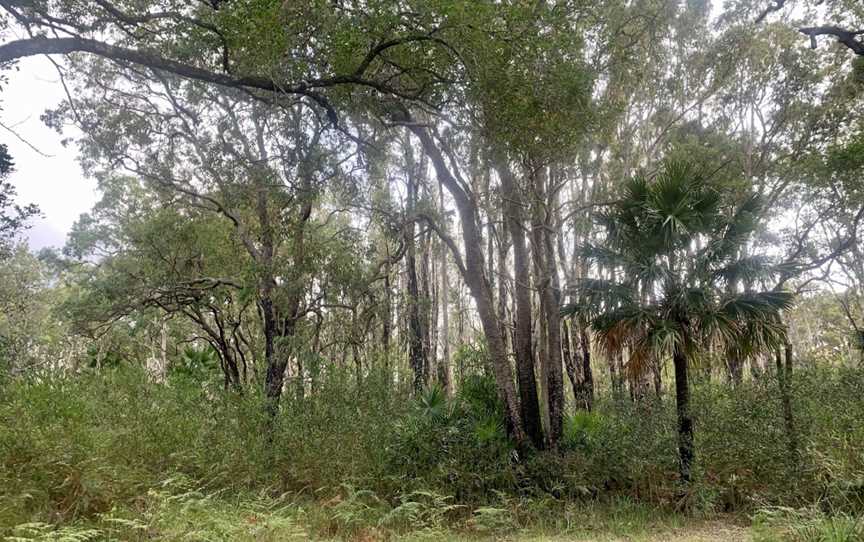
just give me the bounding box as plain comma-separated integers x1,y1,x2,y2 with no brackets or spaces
47,48,369,406
0,0,521,433
62,175,258,388
0,244,75,375
471,0,594,447
0,144,39,259
565,161,794,482
0,1,457,126
755,0,864,60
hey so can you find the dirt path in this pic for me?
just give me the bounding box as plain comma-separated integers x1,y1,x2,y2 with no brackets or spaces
515,520,752,541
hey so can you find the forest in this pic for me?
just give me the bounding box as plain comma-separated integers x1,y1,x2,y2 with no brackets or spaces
1,1,864,540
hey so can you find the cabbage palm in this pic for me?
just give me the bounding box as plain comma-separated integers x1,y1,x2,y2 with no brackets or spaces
563,161,793,483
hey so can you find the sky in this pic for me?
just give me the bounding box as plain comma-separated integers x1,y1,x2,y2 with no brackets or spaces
2,56,97,251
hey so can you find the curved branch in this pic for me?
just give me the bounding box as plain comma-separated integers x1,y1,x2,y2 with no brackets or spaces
0,35,444,124
799,26,864,56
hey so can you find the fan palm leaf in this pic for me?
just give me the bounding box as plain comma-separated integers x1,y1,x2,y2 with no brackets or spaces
562,159,795,483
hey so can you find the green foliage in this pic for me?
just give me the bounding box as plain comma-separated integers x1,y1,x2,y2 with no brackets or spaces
0,144,40,258
3,362,864,539
562,410,605,452
167,346,220,384
5,478,308,541
0,246,73,376
382,374,516,502
451,342,491,384
567,160,793,373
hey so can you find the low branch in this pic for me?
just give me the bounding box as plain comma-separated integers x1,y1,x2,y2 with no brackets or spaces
0,35,445,124
799,26,864,56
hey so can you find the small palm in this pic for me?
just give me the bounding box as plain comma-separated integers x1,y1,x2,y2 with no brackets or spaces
564,160,793,482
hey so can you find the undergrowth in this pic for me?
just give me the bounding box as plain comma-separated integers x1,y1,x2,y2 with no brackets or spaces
1,364,863,539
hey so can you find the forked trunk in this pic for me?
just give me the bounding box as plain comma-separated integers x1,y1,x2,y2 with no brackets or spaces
409,124,526,445
498,161,544,449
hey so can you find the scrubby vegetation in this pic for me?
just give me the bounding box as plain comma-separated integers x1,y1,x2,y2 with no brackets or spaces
2,362,864,540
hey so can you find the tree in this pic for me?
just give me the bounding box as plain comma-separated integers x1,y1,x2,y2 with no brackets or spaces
0,144,39,258
0,244,74,374
0,1,457,125
564,160,794,483
62,174,257,388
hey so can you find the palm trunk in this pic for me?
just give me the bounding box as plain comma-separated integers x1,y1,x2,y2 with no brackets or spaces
579,328,594,410
776,336,798,462
673,345,694,483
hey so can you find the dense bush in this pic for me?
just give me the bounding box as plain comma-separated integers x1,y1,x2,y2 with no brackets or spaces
2,364,863,538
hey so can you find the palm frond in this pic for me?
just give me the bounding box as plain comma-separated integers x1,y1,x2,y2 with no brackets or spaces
563,278,636,318
592,305,655,359
703,194,763,262
712,255,778,285
627,319,683,377
645,160,721,252
696,290,794,355
579,243,632,269
719,290,795,320
568,161,796,373
735,318,788,356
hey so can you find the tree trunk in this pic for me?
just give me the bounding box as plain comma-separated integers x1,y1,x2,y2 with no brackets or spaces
497,161,544,449
438,182,451,393
352,308,363,385
496,218,510,357
382,264,392,350
421,228,433,382
562,320,581,406
263,298,285,415
776,337,798,461
406,229,426,392
610,350,621,396
652,358,662,399
727,348,743,386
579,328,594,410
405,143,428,393
261,171,312,416
540,195,564,446
673,345,694,483
410,125,526,445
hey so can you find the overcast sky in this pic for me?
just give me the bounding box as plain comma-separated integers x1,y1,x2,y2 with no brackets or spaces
2,56,97,251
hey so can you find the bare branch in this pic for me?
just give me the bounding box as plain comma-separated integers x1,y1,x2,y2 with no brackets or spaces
799,26,864,56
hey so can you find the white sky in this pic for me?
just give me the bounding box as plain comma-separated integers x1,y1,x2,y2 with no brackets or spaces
2,56,97,251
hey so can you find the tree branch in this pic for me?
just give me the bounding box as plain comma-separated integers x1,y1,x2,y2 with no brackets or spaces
799,26,864,56
755,0,786,24
0,35,442,125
